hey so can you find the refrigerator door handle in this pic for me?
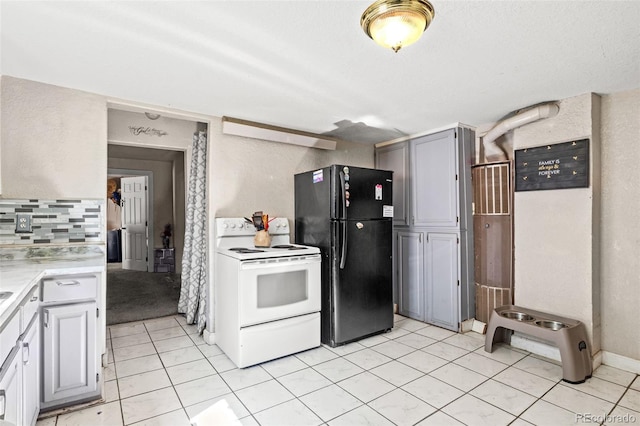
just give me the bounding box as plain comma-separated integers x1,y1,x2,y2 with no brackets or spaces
339,171,348,269
340,220,347,269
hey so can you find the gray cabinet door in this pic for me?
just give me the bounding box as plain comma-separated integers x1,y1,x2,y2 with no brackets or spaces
42,302,97,403
397,231,425,321
376,142,410,226
411,130,458,227
426,233,459,331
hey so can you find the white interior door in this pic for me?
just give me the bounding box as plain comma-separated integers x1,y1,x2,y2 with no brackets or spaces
121,176,149,271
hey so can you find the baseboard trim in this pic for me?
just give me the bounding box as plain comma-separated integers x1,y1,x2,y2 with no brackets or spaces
203,329,216,345
510,333,562,362
510,334,640,374
602,351,640,374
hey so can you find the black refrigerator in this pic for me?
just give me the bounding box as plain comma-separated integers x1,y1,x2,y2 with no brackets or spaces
295,165,394,347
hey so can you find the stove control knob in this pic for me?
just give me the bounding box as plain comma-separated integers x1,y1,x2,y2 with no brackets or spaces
230,223,236,229
223,223,228,229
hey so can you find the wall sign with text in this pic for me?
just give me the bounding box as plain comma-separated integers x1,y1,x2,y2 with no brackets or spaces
515,139,589,191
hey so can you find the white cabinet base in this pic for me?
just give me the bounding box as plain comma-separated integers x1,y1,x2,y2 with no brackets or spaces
22,316,40,426
0,348,21,426
42,302,98,409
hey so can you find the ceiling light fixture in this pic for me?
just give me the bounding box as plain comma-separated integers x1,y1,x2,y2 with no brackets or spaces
361,0,435,53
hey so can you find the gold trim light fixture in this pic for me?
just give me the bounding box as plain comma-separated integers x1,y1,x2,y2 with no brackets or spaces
361,0,435,53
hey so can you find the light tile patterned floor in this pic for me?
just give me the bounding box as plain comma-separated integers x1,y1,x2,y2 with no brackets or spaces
36,314,640,426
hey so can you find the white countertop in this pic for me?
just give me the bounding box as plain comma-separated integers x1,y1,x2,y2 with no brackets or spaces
0,246,105,326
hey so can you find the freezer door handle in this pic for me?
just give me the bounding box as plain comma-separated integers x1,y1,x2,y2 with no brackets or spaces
339,171,347,220
339,170,348,269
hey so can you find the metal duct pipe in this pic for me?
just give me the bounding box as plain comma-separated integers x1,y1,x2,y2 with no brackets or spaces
482,103,560,161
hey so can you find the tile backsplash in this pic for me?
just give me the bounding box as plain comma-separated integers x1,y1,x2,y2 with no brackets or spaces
0,199,105,245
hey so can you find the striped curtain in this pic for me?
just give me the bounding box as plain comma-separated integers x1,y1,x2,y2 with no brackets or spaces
178,131,208,333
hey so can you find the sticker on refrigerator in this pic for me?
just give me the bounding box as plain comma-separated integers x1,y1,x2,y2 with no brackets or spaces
312,169,323,183
375,184,383,200
383,205,394,217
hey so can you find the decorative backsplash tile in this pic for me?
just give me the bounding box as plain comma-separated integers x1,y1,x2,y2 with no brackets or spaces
0,199,105,245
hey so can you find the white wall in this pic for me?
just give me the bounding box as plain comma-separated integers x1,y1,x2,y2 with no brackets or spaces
108,108,197,151
206,116,374,331
0,76,107,199
513,93,601,354
509,89,639,364
209,116,374,220
600,89,640,361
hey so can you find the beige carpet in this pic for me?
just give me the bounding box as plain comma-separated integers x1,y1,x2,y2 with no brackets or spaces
106,264,181,325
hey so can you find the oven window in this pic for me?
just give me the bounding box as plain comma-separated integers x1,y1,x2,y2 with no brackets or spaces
257,270,308,308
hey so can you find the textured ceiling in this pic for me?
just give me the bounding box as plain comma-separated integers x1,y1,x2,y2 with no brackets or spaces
1,1,639,144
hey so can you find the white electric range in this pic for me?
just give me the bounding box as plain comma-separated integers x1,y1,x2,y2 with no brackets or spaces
214,217,321,368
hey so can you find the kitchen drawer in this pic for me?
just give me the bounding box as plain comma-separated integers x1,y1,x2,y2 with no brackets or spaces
42,275,97,303
0,310,19,366
21,285,39,333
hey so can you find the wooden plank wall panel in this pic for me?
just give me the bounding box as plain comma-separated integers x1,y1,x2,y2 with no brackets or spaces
473,164,511,215
475,283,512,323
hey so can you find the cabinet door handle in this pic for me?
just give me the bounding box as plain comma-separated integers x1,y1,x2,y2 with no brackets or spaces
44,310,49,328
30,295,38,302
0,390,6,418
22,342,30,365
56,280,81,286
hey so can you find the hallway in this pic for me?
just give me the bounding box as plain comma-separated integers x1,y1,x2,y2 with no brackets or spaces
106,263,181,325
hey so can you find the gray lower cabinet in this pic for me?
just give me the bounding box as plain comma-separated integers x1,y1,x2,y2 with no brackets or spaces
42,302,97,404
397,231,425,321
397,231,460,331
425,233,459,331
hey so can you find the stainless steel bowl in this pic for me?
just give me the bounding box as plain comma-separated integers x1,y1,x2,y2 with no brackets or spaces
535,320,567,330
500,311,534,321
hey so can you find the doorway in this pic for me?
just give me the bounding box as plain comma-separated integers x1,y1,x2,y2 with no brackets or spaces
106,145,186,325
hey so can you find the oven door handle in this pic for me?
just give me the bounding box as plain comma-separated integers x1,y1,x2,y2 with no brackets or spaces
240,255,321,270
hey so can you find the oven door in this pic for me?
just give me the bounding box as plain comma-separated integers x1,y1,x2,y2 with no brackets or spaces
238,254,321,327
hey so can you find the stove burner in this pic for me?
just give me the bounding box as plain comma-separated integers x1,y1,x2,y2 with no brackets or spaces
228,247,265,253
273,244,307,251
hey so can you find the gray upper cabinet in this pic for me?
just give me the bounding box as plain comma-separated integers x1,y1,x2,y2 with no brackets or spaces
375,141,410,226
411,129,458,228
